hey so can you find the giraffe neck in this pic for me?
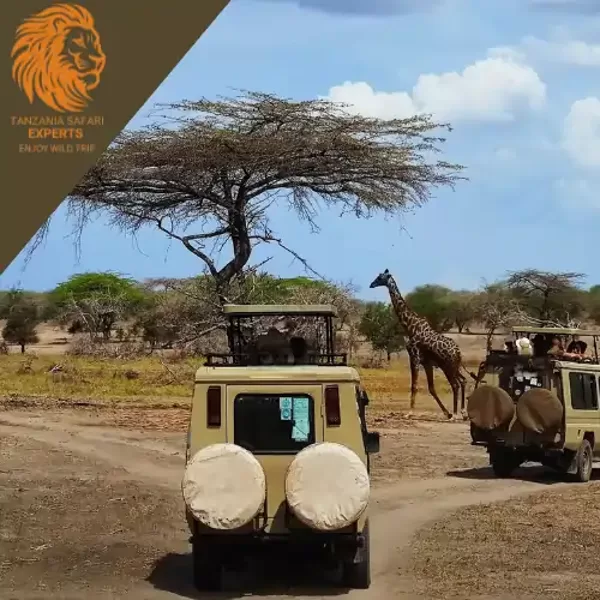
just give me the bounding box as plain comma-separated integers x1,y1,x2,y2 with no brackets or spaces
386,277,426,339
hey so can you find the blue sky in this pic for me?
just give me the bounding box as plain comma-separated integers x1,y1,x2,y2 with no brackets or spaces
4,0,600,299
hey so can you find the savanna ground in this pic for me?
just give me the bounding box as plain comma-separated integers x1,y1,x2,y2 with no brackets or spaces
1,326,600,600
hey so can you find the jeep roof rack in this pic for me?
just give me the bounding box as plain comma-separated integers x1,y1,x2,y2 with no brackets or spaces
222,304,338,317
512,326,600,337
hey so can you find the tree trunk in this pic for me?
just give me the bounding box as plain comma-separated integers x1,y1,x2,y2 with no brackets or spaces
20,343,25,354
486,329,495,351
386,350,391,362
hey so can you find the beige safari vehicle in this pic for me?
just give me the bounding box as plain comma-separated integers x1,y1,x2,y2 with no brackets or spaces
182,304,380,591
469,326,600,482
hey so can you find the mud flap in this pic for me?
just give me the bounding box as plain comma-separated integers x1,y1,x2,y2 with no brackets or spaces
346,531,368,564
559,450,578,475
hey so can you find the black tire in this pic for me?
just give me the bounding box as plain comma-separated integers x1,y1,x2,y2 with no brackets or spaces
341,521,371,589
192,537,222,591
489,448,521,478
570,439,593,483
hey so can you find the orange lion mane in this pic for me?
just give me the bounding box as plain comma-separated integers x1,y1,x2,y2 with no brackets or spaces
11,3,106,113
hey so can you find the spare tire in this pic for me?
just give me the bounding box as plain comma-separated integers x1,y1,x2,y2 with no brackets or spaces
516,388,563,434
467,385,515,430
182,443,266,530
285,442,370,532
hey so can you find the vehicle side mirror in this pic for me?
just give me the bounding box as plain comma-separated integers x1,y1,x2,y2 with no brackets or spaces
365,431,380,454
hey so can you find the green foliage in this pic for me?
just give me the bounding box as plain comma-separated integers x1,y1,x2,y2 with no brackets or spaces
238,273,341,304
48,272,149,340
1,290,40,352
359,302,405,360
9,268,600,356
405,284,455,332
50,272,147,308
586,285,600,325
135,291,187,349
445,290,477,333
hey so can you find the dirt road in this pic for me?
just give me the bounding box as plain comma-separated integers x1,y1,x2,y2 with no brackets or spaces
0,410,566,600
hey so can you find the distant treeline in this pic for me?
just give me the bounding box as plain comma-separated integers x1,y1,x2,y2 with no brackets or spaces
0,269,598,357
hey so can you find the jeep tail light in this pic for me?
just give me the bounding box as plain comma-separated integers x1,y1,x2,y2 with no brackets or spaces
206,386,222,428
325,385,341,426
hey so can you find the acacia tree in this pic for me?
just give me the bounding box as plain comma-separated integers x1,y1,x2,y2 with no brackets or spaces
447,290,477,333
475,283,524,350
135,273,358,354
49,272,147,341
36,91,464,303
505,269,586,326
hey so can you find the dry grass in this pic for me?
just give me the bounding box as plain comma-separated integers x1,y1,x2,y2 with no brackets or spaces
0,353,482,418
411,482,600,600
0,354,196,403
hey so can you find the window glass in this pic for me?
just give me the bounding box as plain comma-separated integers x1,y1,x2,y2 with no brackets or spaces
569,372,598,410
234,394,315,453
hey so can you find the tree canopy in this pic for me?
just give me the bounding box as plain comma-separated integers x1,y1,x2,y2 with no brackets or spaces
406,284,456,332
359,301,405,360
1,290,40,353
49,272,148,340
505,269,586,326
38,91,464,302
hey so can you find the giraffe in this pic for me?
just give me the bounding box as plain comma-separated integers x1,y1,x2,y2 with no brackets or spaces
369,269,468,419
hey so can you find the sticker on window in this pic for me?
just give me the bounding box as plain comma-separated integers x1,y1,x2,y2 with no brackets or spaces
279,397,292,421
292,397,310,442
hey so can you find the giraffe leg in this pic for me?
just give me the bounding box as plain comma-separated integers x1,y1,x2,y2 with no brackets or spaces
458,373,467,419
407,342,420,415
442,369,461,418
423,361,452,419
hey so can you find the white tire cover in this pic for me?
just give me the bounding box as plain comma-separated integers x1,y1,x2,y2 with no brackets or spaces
285,442,370,531
182,443,266,530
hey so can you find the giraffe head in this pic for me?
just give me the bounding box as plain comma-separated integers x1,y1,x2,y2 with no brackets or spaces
369,269,393,289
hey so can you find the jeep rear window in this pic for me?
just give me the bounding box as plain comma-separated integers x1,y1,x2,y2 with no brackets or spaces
233,394,315,454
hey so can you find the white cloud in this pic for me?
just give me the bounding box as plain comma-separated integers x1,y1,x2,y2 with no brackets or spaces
324,52,546,122
521,35,600,66
563,97,600,168
554,178,600,212
495,30,600,67
326,82,415,119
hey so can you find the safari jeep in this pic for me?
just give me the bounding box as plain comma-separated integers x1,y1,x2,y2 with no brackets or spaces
182,304,380,591
469,326,600,483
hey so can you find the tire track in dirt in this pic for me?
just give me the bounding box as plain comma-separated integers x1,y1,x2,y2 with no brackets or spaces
0,412,565,600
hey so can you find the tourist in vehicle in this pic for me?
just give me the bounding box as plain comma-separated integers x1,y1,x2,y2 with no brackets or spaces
503,339,516,353
532,334,546,357
290,336,308,364
547,337,565,357
516,337,533,356
548,336,583,360
567,336,587,355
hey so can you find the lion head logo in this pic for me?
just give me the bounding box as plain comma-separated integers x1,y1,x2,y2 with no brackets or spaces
11,3,106,113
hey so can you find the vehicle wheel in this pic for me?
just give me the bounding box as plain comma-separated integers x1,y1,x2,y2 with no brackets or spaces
341,521,371,589
489,448,521,478
192,537,222,591
570,439,593,483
